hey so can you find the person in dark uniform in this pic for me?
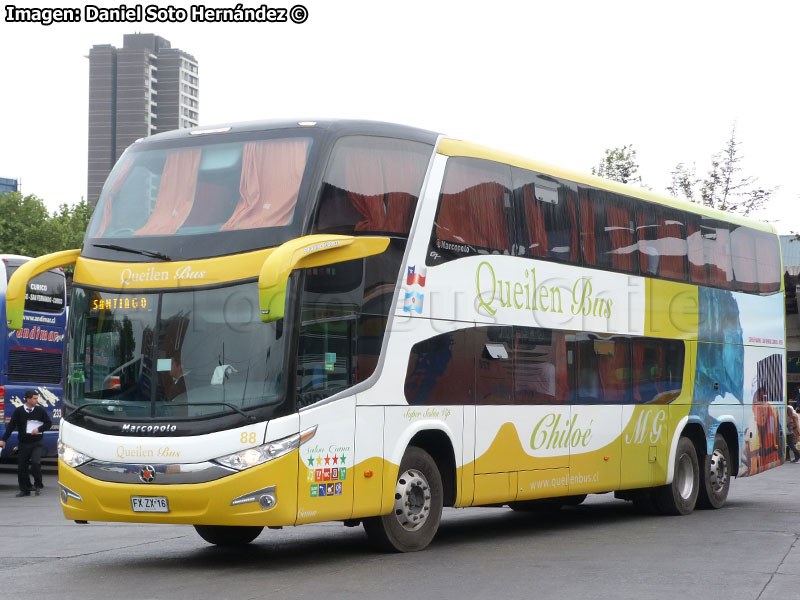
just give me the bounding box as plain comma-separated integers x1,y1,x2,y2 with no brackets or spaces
0,390,52,496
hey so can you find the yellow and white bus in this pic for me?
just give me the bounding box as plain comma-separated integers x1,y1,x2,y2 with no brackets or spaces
7,120,785,551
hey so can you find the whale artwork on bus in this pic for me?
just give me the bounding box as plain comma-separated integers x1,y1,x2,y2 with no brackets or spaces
6,120,784,551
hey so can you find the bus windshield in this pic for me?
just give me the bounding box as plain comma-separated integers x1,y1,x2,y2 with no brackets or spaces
84,129,319,261
67,282,287,420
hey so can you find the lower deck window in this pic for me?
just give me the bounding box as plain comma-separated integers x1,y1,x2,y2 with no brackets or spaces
405,326,685,406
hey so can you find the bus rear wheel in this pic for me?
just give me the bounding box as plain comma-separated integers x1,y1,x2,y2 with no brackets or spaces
193,525,263,546
654,436,699,515
363,446,443,552
697,434,731,509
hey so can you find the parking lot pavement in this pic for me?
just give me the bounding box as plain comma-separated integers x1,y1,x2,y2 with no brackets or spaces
2,461,800,600
0,465,192,564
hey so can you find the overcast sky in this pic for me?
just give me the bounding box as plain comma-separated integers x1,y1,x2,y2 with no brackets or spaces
1,0,797,232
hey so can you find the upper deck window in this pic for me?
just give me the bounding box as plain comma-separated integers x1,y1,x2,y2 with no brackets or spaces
427,157,513,264
314,136,432,236
512,168,579,264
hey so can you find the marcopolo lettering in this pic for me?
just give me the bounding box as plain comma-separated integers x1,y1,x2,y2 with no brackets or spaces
121,423,178,434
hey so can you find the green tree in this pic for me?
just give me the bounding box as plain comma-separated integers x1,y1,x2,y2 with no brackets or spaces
47,199,94,253
0,191,51,256
592,145,646,187
0,191,93,257
667,162,699,203
668,124,776,216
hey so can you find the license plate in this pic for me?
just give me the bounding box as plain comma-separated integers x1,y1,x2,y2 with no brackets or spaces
131,496,169,513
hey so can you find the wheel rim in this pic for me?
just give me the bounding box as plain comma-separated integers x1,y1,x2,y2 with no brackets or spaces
676,453,694,500
393,468,432,531
708,449,729,494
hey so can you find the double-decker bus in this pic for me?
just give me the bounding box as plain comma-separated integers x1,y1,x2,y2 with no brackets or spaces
7,120,784,551
1,255,67,457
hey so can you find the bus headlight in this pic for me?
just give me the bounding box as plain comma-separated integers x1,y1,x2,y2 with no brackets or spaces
213,426,317,471
214,433,301,471
58,441,93,468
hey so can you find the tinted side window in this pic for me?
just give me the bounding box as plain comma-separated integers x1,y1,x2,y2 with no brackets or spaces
685,214,708,285
701,219,734,289
428,158,513,264
296,319,353,408
754,231,781,293
730,225,758,292
296,240,405,407
576,334,631,404
405,330,473,405
632,339,684,403
315,136,432,236
512,168,579,264
636,205,687,281
475,326,513,405
579,188,637,273
514,327,572,405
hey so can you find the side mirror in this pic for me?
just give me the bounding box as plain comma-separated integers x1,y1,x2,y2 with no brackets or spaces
258,235,390,322
5,249,80,330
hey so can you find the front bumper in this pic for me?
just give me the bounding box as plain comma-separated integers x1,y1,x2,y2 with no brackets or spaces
58,451,299,526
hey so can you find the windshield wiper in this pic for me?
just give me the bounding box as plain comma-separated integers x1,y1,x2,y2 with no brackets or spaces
66,401,144,417
66,401,256,421
92,243,171,261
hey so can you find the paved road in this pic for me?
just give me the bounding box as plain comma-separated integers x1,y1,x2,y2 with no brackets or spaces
1,462,799,600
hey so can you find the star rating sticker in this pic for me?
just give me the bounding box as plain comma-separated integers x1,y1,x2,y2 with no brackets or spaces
340,455,346,465
333,454,339,465
307,456,315,467
316,456,322,466
324,454,331,465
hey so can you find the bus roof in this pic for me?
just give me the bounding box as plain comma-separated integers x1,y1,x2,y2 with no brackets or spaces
131,119,775,235
437,138,777,235
135,118,441,146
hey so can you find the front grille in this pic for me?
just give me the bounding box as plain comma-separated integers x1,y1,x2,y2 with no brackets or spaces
7,348,62,384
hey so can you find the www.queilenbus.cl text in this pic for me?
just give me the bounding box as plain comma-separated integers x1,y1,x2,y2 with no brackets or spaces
4,4,309,25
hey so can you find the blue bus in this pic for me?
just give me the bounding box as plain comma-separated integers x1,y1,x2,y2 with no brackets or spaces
0,255,66,458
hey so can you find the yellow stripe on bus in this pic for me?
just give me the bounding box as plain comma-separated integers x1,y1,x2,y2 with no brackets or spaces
73,248,276,290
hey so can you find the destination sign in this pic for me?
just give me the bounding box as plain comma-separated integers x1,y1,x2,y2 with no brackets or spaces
90,296,150,312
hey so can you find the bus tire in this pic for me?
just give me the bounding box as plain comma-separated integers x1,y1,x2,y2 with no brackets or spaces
654,436,699,516
697,434,731,509
193,525,263,546
363,446,443,552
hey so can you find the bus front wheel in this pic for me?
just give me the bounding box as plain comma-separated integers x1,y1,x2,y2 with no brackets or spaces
654,436,699,515
697,434,731,509
363,446,443,552
193,525,263,546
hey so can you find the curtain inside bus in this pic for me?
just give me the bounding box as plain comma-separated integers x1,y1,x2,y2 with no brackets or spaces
315,136,432,236
434,158,511,250
220,138,308,230
135,149,202,235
